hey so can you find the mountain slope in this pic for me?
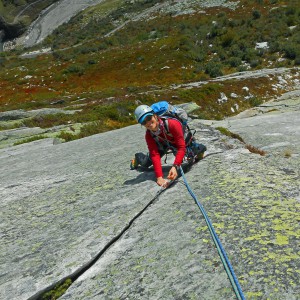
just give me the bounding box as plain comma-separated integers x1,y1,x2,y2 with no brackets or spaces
0,0,299,144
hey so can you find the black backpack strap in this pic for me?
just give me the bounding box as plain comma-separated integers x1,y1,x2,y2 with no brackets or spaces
148,119,173,152
162,117,194,145
148,129,164,152
162,118,170,134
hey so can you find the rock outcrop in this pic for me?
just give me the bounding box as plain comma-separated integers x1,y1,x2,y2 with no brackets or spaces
0,16,27,41
0,108,80,149
0,93,299,299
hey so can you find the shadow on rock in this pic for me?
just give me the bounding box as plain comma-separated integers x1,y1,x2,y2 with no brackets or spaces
124,164,193,186
124,166,155,185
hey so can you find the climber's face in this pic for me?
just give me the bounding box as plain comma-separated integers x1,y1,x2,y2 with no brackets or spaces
143,115,159,132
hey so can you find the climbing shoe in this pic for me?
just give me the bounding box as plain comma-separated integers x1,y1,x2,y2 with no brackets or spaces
186,149,195,164
192,143,207,162
130,158,139,170
130,152,150,170
195,151,205,162
136,152,152,168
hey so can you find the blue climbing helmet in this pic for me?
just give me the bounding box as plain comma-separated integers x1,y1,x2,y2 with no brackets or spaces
134,105,154,124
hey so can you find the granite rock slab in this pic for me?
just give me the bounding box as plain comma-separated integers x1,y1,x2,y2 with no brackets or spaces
1,96,299,299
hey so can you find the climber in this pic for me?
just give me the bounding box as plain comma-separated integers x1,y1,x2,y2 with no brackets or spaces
130,104,206,188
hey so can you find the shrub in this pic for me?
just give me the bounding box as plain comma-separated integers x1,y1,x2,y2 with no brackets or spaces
243,48,259,63
249,96,263,107
237,66,248,72
281,43,300,59
256,48,266,57
13,135,46,146
294,56,300,65
127,86,138,93
227,57,242,67
250,59,262,68
23,114,70,128
188,48,207,62
58,131,76,142
286,16,297,27
238,40,252,52
246,144,266,156
88,60,97,65
268,41,280,53
216,127,245,143
283,148,292,158
136,55,145,62
230,45,244,59
178,36,194,51
285,7,296,16
97,42,109,50
63,64,85,76
52,51,74,61
79,46,98,54
214,49,225,61
228,19,241,28
252,10,261,19
79,121,108,136
221,31,236,47
205,61,223,78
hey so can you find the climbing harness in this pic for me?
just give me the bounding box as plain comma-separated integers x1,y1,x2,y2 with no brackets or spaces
179,166,245,300
149,116,199,165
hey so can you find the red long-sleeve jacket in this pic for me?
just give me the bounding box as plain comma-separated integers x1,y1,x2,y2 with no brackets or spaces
145,118,186,178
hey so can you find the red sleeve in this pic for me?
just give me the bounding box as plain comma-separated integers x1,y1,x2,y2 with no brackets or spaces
167,119,186,166
145,131,163,178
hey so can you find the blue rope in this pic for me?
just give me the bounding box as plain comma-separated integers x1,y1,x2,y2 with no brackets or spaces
179,166,245,300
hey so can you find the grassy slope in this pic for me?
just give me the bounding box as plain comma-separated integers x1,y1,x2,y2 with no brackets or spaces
0,0,19,22
0,0,299,140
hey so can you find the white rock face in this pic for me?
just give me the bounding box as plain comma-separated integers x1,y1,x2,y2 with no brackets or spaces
255,42,269,49
217,92,228,104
